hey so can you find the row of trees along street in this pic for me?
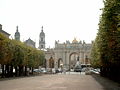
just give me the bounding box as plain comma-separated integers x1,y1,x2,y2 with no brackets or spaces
91,0,120,83
0,33,45,78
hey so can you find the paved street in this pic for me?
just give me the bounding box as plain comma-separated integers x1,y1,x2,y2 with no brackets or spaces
0,73,120,90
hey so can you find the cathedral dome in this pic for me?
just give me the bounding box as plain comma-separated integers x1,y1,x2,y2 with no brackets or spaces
72,38,78,43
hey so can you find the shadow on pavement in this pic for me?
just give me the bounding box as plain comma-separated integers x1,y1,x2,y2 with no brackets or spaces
91,74,120,90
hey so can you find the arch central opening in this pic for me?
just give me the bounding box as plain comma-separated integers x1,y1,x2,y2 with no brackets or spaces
69,52,79,70
49,57,54,68
58,58,63,68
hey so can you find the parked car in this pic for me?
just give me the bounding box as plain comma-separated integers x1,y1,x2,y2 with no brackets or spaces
55,69,59,73
74,68,81,72
41,69,47,74
58,68,62,73
90,68,100,74
74,67,82,72
81,67,87,72
33,69,41,73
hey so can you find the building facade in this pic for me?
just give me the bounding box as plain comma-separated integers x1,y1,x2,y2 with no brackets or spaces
44,38,92,70
24,38,36,48
0,24,10,38
14,26,36,48
53,39,92,70
13,25,92,70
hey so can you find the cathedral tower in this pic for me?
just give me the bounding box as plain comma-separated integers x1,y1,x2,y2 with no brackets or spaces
14,26,20,41
39,26,45,49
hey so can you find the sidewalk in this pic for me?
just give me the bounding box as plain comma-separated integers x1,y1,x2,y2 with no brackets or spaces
91,74,120,90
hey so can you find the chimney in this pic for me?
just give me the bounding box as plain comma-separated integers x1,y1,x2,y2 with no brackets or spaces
0,24,2,30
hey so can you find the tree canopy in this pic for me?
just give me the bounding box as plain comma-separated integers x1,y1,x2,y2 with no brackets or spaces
90,0,120,82
0,33,45,68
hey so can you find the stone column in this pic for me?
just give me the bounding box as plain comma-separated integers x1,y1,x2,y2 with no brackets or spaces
54,53,58,69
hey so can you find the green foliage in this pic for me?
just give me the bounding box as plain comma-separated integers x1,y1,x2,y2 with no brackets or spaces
90,39,100,68
0,33,14,64
91,0,120,67
0,33,45,67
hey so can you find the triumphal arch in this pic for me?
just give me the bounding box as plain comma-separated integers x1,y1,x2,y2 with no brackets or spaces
45,38,92,70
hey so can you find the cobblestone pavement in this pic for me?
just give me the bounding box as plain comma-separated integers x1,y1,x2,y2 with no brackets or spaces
0,73,120,90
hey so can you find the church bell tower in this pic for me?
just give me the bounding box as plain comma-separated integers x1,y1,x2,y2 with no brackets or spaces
39,26,45,49
14,26,20,41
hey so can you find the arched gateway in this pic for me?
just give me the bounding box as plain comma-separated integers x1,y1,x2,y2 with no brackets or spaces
58,58,63,68
53,38,92,70
49,57,54,68
69,52,79,69
45,38,92,69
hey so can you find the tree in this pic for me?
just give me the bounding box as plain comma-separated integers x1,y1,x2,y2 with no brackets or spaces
92,0,120,82
0,33,45,77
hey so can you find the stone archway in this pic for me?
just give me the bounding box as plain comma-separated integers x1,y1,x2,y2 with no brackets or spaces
58,58,63,68
69,52,79,70
49,57,54,68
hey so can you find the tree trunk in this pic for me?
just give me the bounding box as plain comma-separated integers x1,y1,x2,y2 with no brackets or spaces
19,66,21,76
10,65,13,77
31,67,33,75
5,64,9,77
19,66,23,76
1,64,5,78
24,66,27,76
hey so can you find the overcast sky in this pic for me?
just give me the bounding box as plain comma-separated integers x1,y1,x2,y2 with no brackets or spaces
0,0,103,48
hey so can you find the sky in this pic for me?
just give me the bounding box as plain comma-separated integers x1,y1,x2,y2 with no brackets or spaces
0,0,104,48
